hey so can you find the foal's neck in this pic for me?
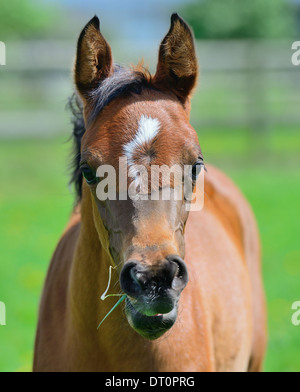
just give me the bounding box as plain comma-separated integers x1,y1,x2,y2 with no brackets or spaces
66,186,192,371
68,187,121,333
67,188,162,371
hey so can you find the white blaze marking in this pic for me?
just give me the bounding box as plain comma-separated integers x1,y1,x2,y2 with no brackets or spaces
123,115,160,192
123,115,160,166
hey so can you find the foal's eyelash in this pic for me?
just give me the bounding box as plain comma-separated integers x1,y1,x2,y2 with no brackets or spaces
197,156,207,173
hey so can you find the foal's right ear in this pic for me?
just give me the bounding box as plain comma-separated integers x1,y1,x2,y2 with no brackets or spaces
75,16,113,99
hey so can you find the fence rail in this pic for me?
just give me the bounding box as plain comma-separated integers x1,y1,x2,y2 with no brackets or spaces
0,39,299,137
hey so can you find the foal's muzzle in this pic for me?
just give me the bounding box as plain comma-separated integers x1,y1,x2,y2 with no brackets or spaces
120,255,188,339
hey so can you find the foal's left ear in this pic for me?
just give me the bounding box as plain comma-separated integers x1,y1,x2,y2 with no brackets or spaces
75,16,113,99
154,13,198,105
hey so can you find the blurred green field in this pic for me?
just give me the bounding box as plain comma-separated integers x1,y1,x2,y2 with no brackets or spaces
0,127,300,372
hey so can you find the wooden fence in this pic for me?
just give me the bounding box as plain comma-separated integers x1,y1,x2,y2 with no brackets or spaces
0,39,299,137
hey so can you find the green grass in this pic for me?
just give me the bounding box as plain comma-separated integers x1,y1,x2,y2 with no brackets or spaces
0,128,300,372
0,136,74,372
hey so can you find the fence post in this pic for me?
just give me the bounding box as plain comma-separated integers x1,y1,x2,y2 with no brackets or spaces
245,40,270,154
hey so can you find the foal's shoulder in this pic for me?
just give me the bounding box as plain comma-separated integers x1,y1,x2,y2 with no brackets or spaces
203,164,260,263
186,164,259,264
204,164,257,231
204,164,249,210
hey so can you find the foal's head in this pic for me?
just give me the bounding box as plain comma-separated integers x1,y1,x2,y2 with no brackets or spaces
73,14,204,339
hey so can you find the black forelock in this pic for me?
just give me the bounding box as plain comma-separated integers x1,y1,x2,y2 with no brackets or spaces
87,65,152,125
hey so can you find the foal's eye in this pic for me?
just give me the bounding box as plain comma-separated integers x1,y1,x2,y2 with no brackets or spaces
80,165,97,185
191,161,205,182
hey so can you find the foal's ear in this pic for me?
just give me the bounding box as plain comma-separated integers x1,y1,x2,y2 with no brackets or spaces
75,16,113,99
154,13,198,104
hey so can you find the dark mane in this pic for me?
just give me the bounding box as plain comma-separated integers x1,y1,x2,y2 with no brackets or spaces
68,92,85,201
68,65,153,201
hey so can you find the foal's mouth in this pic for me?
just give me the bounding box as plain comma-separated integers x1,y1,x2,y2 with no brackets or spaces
125,298,178,340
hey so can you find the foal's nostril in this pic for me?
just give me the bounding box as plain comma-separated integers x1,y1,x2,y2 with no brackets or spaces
166,255,189,292
120,256,188,298
120,261,143,297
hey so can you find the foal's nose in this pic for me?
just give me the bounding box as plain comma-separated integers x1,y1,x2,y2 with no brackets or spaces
120,255,188,299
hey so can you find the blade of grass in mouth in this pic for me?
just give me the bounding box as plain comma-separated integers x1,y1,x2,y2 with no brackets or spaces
97,265,127,329
97,294,127,330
